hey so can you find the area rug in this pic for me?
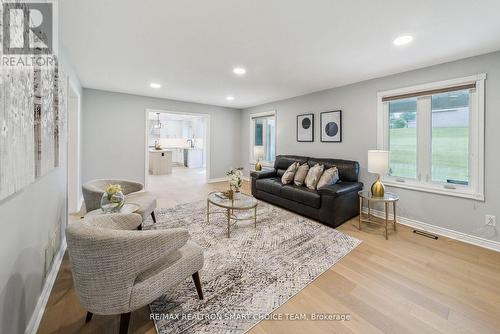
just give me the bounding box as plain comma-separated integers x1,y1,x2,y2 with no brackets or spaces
143,199,361,334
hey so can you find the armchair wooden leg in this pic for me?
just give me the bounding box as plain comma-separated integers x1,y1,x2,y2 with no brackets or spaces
151,211,157,223
119,312,131,334
85,311,93,323
192,272,204,300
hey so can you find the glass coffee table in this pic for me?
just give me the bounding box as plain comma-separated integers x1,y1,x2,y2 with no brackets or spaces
207,191,258,237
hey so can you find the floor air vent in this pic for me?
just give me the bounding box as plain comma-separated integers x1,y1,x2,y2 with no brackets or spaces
413,230,439,240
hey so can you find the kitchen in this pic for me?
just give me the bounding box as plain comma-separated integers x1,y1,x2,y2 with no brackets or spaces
147,111,208,181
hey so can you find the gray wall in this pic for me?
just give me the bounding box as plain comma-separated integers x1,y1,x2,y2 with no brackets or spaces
241,51,500,243
82,89,241,184
0,45,82,334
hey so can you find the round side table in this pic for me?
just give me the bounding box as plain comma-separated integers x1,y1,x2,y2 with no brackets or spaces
358,190,399,240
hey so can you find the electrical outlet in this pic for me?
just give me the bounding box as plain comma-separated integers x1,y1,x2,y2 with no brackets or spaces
485,214,496,227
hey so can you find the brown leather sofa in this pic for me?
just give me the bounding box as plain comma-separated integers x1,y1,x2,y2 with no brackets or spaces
251,155,363,228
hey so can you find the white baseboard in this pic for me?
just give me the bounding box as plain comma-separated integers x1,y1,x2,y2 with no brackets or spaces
25,239,67,334
363,208,500,253
207,176,250,183
207,177,227,183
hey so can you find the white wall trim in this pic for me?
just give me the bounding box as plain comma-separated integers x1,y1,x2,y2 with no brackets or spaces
364,208,500,253
248,110,277,165
207,177,227,183
376,73,486,201
67,78,82,213
25,239,67,334
207,176,249,184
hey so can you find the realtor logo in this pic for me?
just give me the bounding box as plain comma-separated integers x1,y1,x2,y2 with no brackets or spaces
2,2,53,55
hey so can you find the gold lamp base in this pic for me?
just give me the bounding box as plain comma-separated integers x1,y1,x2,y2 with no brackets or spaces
255,160,262,171
371,175,385,197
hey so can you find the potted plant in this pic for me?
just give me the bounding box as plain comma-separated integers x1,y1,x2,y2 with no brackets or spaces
226,168,243,193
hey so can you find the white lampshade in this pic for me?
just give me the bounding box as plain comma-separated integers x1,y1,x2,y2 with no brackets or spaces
368,150,389,175
254,146,264,160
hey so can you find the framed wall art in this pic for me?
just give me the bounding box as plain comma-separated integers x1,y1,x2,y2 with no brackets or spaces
320,110,342,142
297,113,314,142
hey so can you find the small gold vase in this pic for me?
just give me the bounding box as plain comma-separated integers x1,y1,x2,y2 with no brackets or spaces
371,175,385,197
255,159,262,171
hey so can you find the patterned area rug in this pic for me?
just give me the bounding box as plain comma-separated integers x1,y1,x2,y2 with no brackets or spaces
143,199,361,334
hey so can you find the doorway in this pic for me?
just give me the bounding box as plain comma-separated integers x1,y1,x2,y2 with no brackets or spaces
144,109,211,194
67,82,81,213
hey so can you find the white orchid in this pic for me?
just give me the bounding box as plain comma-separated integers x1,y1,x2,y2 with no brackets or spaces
226,168,243,191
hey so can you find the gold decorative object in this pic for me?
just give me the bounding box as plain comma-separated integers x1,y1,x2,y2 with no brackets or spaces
254,146,264,171
371,175,385,197
367,150,389,198
223,189,234,200
255,159,262,171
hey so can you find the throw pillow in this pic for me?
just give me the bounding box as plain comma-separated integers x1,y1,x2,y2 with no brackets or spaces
281,162,299,184
305,163,324,190
293,163,310,186
317,166,340,189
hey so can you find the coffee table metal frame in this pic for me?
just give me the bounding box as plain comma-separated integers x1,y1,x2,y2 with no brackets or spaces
206,191,258,237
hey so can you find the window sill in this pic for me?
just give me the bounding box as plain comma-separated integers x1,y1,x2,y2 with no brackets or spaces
382,178,484,201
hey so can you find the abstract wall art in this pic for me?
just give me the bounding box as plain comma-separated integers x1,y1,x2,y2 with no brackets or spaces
297,113,314,142
320,110,342,142
0,61,66,200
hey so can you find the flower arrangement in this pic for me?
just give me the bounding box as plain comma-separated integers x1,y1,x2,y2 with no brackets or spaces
226,168,243,192
101,184,125,213
105,184,122,198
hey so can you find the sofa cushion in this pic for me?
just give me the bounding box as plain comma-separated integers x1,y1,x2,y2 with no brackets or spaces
305,163,324,190
255,177,283,196
281,185,321,208
294,163,309,186
274,155,308,177
317,166,340,189
308,158,359,182
281,162,299,184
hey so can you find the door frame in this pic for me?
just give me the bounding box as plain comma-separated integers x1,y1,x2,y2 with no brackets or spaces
67,80,82,213
144,108,211,188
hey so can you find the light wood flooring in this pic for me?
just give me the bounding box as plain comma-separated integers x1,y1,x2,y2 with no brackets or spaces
38,167,500,334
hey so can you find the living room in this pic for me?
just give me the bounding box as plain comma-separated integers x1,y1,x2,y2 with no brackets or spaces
1,1,500,334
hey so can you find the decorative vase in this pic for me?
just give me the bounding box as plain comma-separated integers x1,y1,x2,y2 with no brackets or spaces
255,159,262,171
100,191,125,213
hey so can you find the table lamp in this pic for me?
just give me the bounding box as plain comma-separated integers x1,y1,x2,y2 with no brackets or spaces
368,150,389,197
254,146,264,171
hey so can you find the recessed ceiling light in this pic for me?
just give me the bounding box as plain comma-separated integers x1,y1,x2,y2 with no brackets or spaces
150,83,161,89
393,35,413,46
226,96,235,101
233,67,246,75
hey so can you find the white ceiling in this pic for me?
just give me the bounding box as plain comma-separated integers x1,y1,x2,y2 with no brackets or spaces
60,0,500,109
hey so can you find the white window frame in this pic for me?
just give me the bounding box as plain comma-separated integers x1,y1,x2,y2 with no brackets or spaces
249,110,277,168
377,74,485,201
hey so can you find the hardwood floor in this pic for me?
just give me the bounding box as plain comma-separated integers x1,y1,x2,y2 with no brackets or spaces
38,167,500,334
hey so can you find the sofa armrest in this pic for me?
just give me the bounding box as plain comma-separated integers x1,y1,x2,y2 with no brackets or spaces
317,182,363,197
250,168,277,179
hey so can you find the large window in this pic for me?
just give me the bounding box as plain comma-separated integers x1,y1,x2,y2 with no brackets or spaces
377,74,485,200
250,111,276,165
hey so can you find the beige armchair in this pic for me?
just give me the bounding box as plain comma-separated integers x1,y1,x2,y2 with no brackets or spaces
82,179,157,223
66,213,204,334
